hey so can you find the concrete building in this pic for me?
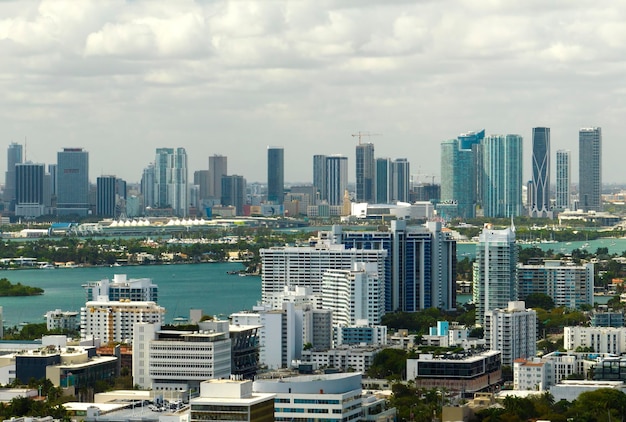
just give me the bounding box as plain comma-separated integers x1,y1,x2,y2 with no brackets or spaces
518,260,594,308
300,345,383,373
45,309,79,332
322,262,384,326
485,301,537,367
407,350,502,396
513,358,549,391
550,380,625,402
334,323,387,347
209,154,227,200
253,372,362,422
132,322,231,392
579,127,602,212
564,326,626,354
473,223,518,326
56,147,89,216
556,149,571,211
80,299,164,344
83,274,158,303
513,352,603,391
190,379,274,422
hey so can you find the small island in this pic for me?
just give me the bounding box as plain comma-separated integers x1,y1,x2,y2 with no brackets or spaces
0,278,43,296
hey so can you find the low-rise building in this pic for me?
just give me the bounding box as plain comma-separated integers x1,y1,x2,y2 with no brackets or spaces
301,345,383,373
45,309,79,332
549,380,626,402
564,326,626,354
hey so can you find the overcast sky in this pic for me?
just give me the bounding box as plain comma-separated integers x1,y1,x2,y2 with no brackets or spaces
1,0,624,185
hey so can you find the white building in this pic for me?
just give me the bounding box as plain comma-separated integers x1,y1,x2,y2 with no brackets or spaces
350,201,434,220
484,301,537,366
334,322,388,347
132,322,231,391
322,262,384,326
264,285,321,310
300,345,383,373
80,299,164,343
253,373,362,422
518,260,594,308
260,242,386,302
45,309,79,332
513,358,550,391
564,326,626,354
82,274,158,302
549,380,626,402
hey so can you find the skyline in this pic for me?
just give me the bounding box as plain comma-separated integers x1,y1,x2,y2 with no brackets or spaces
1,1,625,184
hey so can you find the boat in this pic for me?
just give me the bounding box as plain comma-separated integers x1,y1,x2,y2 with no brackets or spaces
39,263,55,269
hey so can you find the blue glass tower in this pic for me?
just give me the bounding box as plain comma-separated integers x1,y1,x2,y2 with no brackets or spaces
482,134,523,217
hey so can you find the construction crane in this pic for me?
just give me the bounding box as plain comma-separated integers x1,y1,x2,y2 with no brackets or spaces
352,131,381,144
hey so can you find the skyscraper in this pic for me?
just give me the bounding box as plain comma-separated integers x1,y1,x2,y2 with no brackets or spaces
209,155,227,200
194,170,211,202
356,143,375,203
391,158,410,202
579,127,602,212
141,163,155,210
154,147,188,217
375,158,391,204
326,155,348,206
267,146,284,204
221,175,246,215
556,149,571,210
57,148,89,216
483,134,523,217
97,175,117,217
313,154,327,203
440,138,476,219
4,143,23,211
15,162,45,218
530,127,551,217
473,224,518,326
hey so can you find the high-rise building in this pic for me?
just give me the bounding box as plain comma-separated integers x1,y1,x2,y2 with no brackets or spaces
356,143,375,203
48,164,57,197
313,154,327,203
15,162,45,218
141,163,155,210
154,147,188,216
267,147,284,204
556,150,571,210
485,301,537,366
83,274,158,303
221,175,246,215
579,127,602,212
391,158,410,202
375,158,392,203
194,170,211,202
328,221,457,312
482,135,523,217
209,155,227,200
473,223,518,326
56,147,89,216
96,175,117,217
4,142,23,211
530,127,551,217
326,155,348,206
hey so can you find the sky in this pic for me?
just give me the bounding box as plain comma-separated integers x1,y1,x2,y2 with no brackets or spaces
1,0,625,185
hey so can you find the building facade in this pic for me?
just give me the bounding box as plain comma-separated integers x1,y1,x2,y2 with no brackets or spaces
482,135,523,217
579,127,602,212
209,154,227,200
556,149,571,210
4,142,23,212
484,301,537,366
326,155,348,206
83,274,158,303
391,158,410,202
15,162,46,218
356,142,375,203
96,175,117,217
221,175,247,215
57,148,89,216
529,127,551,217
154,147,188,217
267,146,284,204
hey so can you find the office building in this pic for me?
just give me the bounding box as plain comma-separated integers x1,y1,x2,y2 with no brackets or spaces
326,155,348,206
391,158,410,202
209,154,227,200
56,147,89,216
313,154,327,203
253,373,363,422
190,379,274,422
221,174,246,215
473,223,518,325
579,127,602,212
48,163,57,197
328,221,457,312
194,169,211,202
133,322,231,391
530,127,551,217
4,142,23,211
556,149,571,210
484,301,537,366
96,175,117,217
322,262,385,326
356,142,375,202
80,299,164,344
83,274,158,303
374,157,392,204
154,147,188,216
482,134,523,217
267,146,284,204
140,163,155,210
518,260,594,308
14,162,46,218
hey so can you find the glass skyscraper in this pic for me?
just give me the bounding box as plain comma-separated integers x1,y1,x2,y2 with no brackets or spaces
579,127,602,212
267,146,284,204
556,149,571,210
57,147,89,216
221,175,246,215
326,155,348,206
96,175,117,217
313,154,327,203
209,155,227,200
391,158,410,202
15,162,45,217
356,143,375,203
483,134,523,218
530,127,551,217
154,147,188,217
4,142,23,211
375,158,391,204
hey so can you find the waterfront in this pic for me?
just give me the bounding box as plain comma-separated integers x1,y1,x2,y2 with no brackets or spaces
0,262,261,328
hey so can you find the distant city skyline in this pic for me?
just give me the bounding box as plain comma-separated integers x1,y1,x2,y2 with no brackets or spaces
0,2,624,184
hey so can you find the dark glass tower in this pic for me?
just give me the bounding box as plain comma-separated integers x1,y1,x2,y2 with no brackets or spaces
356,143,375,202
267,147,284,204
97,175,117,217
313,155,327,203
57,147,89,216
221,175,246,215
4,142,23,211
530,127,551,217
579,127,602,212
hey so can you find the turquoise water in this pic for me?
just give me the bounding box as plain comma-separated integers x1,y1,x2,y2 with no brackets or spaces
0,263,261,328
